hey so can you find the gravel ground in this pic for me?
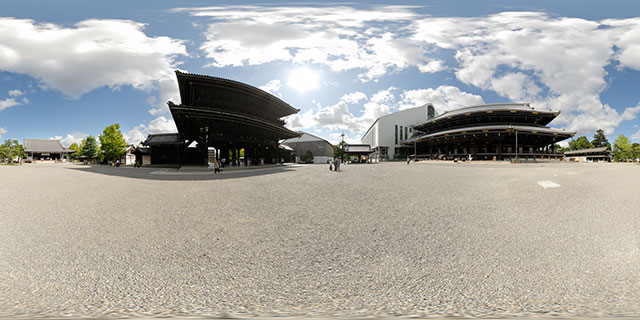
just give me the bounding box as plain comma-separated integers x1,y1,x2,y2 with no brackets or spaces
1,161,639,319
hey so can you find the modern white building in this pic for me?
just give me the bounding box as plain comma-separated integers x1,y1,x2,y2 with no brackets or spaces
360,104,436,161
281,132,334,164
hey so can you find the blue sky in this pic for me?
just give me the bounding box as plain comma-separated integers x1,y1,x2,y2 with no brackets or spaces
1,0,640,146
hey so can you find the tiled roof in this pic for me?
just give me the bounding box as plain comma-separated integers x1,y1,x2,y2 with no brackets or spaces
142,133,182,145
23,139,74,153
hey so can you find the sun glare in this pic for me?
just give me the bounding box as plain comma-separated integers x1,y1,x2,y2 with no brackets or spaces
288,68,320,93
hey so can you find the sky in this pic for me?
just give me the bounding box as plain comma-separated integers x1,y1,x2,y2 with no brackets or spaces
1,0,640,147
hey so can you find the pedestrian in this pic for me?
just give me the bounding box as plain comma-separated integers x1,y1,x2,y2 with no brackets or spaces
407,156,410,165
335,158,340,172
214,159,221,173
329,159,333,171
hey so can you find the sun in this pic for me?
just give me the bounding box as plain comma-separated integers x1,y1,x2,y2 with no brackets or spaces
288,67,320,93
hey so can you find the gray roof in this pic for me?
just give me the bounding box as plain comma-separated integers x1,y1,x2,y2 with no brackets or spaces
427,103,557,122
564,147,612,156
404,124,576,143
281,132,333,146
345,144,372,153
23,139,74,153
142,133,183,146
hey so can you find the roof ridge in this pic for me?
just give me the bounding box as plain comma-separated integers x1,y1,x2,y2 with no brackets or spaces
176,70,299,112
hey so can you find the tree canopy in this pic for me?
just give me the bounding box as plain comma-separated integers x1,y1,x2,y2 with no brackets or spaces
632,142,640,160
613,135,633,162
99,123,127,162
568,136,593,151
82,135,100,159
68,142,81,159
0,143,8,161
591,129,611,150
0,140,26,162
333,141,346,159
300,150,314,163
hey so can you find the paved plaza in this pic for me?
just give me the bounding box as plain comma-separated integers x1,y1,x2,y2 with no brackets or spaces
1,161,639,318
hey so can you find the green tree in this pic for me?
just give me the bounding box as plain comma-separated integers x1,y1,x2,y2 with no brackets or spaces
591,129,611,150
613,135,633,162
300,150,314,163
68,142,81,159
632,142,640,161
333,141,346,159
0,143,8,162
82,135,99,160
99,123,127,162
568,136,593,150
4,140,25,161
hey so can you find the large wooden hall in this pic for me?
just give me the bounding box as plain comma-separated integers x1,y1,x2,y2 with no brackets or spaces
405,103,575,161
140,71,300,166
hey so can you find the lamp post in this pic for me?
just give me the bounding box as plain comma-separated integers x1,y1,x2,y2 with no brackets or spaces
515,128,518,161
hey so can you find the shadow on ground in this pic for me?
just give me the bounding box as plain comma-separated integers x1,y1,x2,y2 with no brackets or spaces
65,164,298,181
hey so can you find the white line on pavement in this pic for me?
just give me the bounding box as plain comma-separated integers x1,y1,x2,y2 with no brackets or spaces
537,180,562,188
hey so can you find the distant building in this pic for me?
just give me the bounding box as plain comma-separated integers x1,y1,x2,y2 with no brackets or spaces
564,147,612,162
281,132,334,164
407,103,575,160
121,145,137,165
361,104,436,161
23,139,75,161
344,144,373,163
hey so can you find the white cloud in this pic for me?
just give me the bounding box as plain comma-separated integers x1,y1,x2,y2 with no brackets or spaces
605,18,640,71
340,92,367,104
285,85,483,142
123,125,147,145
178,6,640,136
0,127,6,140
8,89,22,97
0,97,19,111
632,129,640,140
178,5,444,81
50,133,88,147
0,89,30,111
399,86,485,113
259,79,281,95
410,12,640,134
0,18,187,105
328,132,359,145
123,116,178,145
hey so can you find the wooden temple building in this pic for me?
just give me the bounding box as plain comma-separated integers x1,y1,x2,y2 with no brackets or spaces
405,103,575,160
140,71,300,166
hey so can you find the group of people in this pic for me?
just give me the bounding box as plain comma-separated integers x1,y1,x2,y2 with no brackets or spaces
329,158,341,172
108,159,121,167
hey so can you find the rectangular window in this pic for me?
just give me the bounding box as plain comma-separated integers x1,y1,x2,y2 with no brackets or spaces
400,126,403,141
395,125,398,144
405,127,408,139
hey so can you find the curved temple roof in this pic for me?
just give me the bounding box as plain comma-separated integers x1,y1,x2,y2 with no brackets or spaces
175,71,299,120
405,124,575,144
413,103,560,134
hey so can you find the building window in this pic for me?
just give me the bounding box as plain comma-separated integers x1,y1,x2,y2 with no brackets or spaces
405,127,408,139
400,126,403,141
395,125,398,144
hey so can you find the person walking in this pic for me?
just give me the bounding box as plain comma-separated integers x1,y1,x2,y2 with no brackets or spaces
407,156,410,165
213,158,221,173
